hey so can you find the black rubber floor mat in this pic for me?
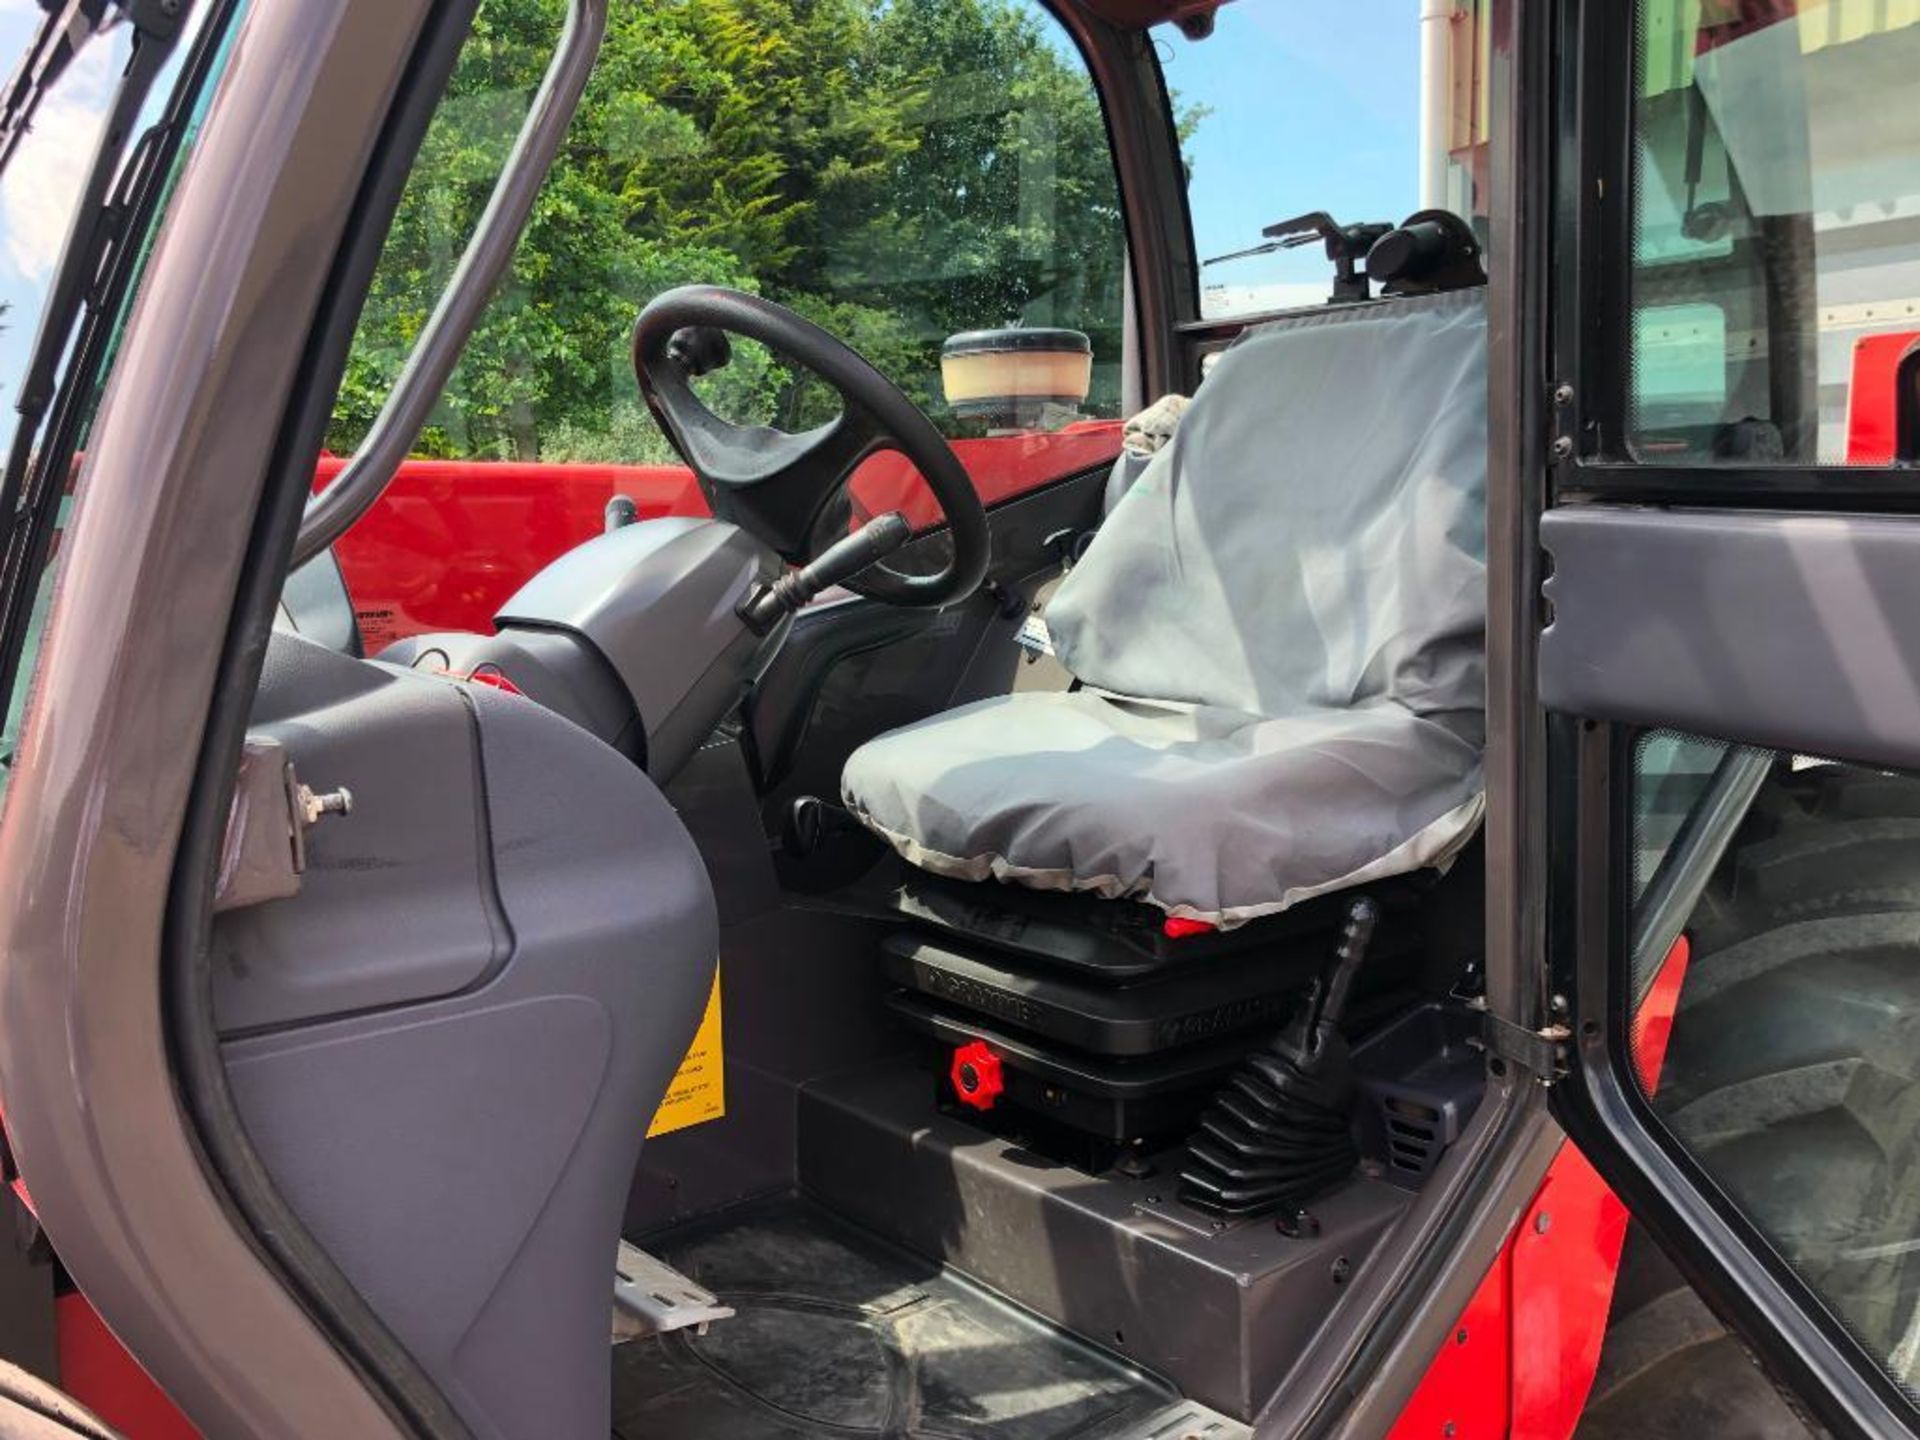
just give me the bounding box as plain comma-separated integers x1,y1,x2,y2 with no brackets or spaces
612,1200,1178,1439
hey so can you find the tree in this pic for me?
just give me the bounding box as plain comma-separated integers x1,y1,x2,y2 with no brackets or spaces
326,0,1135,463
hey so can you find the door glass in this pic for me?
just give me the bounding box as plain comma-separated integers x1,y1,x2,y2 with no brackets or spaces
328,0,1130,648
1628,1,1920,465
1629,731,1920,1387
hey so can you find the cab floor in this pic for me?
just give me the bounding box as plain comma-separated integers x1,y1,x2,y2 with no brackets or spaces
611,1199,1178,1439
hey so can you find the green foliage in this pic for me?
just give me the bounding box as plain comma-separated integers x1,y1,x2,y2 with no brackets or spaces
326,0,1131,462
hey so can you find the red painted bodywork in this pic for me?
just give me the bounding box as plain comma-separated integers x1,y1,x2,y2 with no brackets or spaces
1845,331,1920,464
1390,935,1693,1440
321,421,1123,651
55,1295,201,1440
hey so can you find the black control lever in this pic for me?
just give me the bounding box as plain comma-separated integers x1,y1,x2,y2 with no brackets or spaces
1176,895,1381,1218
740,510,912,633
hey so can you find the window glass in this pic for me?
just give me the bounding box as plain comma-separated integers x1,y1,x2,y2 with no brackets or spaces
1629,1,1920,464
1629,730,1728,903
0,4,239,800
1630,732,1920,1390
327,0,1130,648
1166,0,1489,321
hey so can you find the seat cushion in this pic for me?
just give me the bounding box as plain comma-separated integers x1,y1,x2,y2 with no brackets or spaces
842,688,1484,927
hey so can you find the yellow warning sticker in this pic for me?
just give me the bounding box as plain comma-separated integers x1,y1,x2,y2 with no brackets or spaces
647,971,724,1138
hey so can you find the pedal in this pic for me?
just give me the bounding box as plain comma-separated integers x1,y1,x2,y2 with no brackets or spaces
612,1240,734,1343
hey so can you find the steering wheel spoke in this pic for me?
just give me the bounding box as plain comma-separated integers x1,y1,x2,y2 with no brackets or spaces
633,286,990,608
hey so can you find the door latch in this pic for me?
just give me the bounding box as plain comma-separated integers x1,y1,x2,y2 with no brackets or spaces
214,737,352,913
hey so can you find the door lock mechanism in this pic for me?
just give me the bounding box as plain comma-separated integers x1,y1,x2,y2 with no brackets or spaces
214,738,353,913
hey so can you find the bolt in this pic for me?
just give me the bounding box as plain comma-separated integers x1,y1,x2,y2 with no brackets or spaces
1444,1423,1458,1437
1553,383,1574,407
1331,1255,1352,1285
1210,1219,1226,1232
1455,1327,1469,1346
296,783,353,825
1534,1211,1552,1235
1550,435,1575,460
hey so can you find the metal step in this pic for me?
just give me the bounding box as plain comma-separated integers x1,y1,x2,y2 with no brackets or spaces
611,1240,734,1342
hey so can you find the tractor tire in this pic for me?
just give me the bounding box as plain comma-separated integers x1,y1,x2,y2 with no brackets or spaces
1577,1229,1821,1440
1580,759,1920,1437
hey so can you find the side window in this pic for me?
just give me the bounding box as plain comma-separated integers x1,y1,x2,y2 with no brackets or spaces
1164,2,1493,322
326,0,1129,648
1627,734,1920,1387
1628,3,1920,464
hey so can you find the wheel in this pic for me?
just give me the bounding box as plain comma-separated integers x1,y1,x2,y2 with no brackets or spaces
1582,759,1920,1437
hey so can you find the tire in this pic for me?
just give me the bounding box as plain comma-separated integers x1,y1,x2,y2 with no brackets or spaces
1580,760,1920,1436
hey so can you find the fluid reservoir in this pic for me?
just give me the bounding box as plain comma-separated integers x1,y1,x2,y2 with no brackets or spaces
940,326,1092,431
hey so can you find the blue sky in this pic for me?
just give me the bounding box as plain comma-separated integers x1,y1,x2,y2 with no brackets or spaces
0,1,129,412
1162,1,1422,308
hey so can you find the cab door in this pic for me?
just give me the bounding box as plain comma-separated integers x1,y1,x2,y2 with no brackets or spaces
1540,1,1920,1433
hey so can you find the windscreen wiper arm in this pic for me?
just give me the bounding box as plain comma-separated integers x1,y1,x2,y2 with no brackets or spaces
0,0,185,180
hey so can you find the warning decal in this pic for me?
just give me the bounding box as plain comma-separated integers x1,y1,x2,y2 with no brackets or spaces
647,970,725,1138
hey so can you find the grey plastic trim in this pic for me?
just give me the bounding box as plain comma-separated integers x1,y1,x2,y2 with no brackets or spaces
497,516,785,782
291,0,606,570
1542,506,1920,772
0,1,438,1434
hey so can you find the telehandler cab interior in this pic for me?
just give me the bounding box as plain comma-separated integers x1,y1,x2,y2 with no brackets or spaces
0,0,1917,1437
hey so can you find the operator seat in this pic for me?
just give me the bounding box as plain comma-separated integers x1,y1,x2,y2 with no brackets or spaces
842,288,1488,930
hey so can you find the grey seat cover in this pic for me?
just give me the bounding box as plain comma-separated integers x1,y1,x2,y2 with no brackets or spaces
843,289,1488,926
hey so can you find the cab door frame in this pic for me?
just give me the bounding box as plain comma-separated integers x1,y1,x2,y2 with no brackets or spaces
0,1,479,1435
1540,1,1920,1433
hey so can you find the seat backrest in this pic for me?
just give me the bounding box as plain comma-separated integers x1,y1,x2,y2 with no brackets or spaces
1046,289,1488,723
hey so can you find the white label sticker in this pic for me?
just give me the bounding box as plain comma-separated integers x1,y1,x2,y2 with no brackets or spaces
1015,614,1054,656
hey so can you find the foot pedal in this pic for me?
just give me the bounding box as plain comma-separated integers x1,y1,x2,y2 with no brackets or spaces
612,1240,734,1342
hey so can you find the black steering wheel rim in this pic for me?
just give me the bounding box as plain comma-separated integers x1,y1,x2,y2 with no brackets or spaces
631,285,991,608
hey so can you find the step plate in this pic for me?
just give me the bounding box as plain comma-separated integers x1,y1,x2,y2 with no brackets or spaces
612,1240,734,1341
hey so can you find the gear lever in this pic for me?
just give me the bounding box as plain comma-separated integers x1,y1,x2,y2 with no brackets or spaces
1177,896,1380,1218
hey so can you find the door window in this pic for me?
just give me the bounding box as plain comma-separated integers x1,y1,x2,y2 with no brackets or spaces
327,0,1131,646
1628,733,1920,1389
1628,1,1920,464
1546,5,1920,1427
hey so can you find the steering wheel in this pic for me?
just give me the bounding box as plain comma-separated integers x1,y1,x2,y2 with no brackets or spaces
632,286,991,608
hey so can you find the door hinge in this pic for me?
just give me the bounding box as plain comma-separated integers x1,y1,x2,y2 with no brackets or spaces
213,737,352,914
1472,1000,1572,1085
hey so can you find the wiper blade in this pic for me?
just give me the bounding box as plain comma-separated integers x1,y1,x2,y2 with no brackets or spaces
0,0,184,186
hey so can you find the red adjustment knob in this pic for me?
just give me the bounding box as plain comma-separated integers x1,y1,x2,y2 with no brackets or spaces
949,1040,1004,1112
1162,915,1216,940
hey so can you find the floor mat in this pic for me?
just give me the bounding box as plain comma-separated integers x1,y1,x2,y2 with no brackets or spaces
611,1200,1181,1439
